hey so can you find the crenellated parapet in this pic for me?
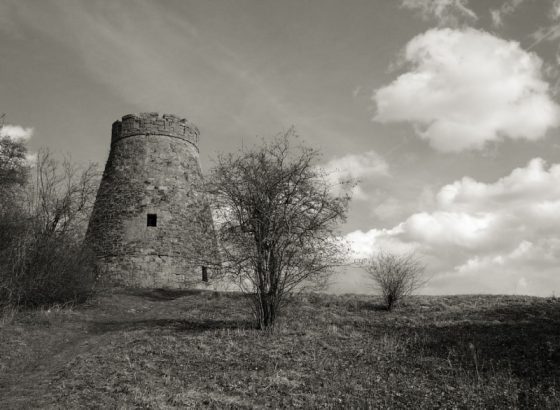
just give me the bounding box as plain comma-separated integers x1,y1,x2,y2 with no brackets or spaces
111,112,199,148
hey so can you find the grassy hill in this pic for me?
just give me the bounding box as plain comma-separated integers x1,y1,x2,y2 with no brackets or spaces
1,290,559,408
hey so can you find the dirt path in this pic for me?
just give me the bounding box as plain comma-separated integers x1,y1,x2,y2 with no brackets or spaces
0,289,209,408
0,331,98,408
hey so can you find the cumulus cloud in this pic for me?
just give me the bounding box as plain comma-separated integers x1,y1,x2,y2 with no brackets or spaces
448,237,560,294
401,0,477,26
345,226,416,261
321,151,389,200
344,158,560,295
400,211,496,249
437,158,560,210
0,124,34,141
374,28,560,152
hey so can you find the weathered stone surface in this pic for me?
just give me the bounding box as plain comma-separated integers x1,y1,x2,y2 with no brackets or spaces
85,113,219,288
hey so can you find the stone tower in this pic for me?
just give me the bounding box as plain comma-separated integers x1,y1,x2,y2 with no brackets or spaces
86,112,218,288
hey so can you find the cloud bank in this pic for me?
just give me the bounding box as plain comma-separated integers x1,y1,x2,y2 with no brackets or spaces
346,158,560,295
374,28,560,152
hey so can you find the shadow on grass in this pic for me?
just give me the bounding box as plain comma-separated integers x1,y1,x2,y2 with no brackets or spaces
411,302,560,387
356,301,388,312
124,288,207,301
88,318,251,334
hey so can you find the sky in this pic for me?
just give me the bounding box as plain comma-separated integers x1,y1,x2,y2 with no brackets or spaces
1,0,560,296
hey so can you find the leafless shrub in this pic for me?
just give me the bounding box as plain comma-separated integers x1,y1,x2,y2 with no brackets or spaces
28,150,98,239
0,147,99,307
1,232,96,306
364,252,428,311
205,130,349,329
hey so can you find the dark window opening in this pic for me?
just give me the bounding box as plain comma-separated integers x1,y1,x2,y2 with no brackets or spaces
202,266,208,282
147,213,157,227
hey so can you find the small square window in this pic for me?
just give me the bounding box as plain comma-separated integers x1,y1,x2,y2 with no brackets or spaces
147,213,157,227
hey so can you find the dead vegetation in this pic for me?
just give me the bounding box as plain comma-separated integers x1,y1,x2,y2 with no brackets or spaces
0,141,98,308
1,290,559,408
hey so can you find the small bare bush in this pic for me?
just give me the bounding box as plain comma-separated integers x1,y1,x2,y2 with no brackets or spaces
364,252,427,311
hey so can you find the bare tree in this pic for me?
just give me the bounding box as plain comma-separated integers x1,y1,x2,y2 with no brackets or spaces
364,252,427,311
0,148,100,307
28,149,99,240
205,130,349,329
0,136,30,251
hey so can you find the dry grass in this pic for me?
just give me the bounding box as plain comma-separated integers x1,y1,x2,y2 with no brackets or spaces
1,290,559,408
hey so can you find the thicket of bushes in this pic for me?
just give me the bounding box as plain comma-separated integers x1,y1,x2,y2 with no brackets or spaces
0,136,99,307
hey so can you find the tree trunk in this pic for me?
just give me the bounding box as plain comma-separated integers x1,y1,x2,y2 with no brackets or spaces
257,293,277,329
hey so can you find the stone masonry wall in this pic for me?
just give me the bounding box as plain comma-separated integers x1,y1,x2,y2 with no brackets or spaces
85,113,219,288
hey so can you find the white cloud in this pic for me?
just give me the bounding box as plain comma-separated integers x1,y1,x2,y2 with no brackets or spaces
425,158,560,244
344,158,560,296
401,0,477,26
0,124,34,141
323,151,389,180
322,151,389,200
490,0,526,28
552,0,560,20
400,211,495,249
374,28,560,152
448,237,560,294
490,10,503,27
436,158,560,212
345,226,414,261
